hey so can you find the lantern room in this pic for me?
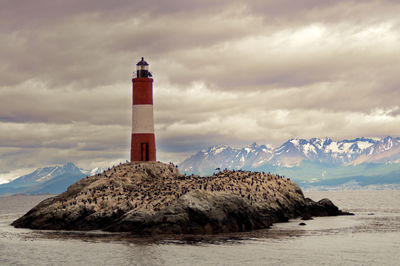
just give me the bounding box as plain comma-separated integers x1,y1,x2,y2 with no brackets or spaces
136,57,150,78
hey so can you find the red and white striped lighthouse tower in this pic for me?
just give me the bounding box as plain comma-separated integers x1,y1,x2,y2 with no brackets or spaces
130,57,156,161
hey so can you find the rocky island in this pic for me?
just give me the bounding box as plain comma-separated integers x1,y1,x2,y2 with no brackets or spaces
12,162,351,234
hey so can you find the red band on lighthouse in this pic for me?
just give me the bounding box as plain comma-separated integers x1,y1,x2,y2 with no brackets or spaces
132,78,153,105
130,58,156,162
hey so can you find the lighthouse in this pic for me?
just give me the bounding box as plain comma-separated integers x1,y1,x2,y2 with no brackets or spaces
130,57,156,161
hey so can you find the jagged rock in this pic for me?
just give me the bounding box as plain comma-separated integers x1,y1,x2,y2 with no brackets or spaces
12,162,351,234
304,198,354,217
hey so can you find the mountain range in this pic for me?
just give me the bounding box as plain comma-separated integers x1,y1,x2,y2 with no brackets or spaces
0,163,104,196
179,136,400,189
1,136,399,195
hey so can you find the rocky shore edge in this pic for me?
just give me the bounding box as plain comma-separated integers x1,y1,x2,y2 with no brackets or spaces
12,162,352,234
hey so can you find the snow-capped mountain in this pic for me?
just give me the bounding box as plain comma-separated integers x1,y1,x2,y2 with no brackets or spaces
270,136,400,166
0,162,118,195
179,136,400,176
181,143,274,174
81,167,106,177
6,162,82,185
0,162,86,195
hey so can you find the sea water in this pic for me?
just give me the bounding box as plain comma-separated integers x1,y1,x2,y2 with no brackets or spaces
0,190,399,265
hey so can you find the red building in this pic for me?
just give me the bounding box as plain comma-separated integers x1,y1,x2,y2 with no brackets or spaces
130,57,156,161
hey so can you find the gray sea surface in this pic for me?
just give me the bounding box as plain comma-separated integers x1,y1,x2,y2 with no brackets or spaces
0,190,399,265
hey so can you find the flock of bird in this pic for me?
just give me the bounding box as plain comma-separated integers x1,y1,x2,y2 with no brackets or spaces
59,162,302,215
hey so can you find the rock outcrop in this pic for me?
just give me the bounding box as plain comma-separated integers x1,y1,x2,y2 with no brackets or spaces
12,162,351,234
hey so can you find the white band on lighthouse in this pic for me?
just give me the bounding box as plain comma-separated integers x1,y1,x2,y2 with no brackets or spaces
132,105,155,133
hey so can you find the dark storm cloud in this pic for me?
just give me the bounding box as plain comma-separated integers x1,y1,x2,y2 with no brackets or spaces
1,0,400,177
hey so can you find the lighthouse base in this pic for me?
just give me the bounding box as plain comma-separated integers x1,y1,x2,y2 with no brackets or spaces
130,133,156,162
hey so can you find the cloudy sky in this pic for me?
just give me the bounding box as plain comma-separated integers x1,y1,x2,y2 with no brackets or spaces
1,0,400,179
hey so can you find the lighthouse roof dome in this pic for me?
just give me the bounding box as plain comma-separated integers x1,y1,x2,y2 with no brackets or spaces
137,57,149,66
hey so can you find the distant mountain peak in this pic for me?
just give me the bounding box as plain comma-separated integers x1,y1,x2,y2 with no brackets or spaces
0,162,87,196
34,162,81,183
